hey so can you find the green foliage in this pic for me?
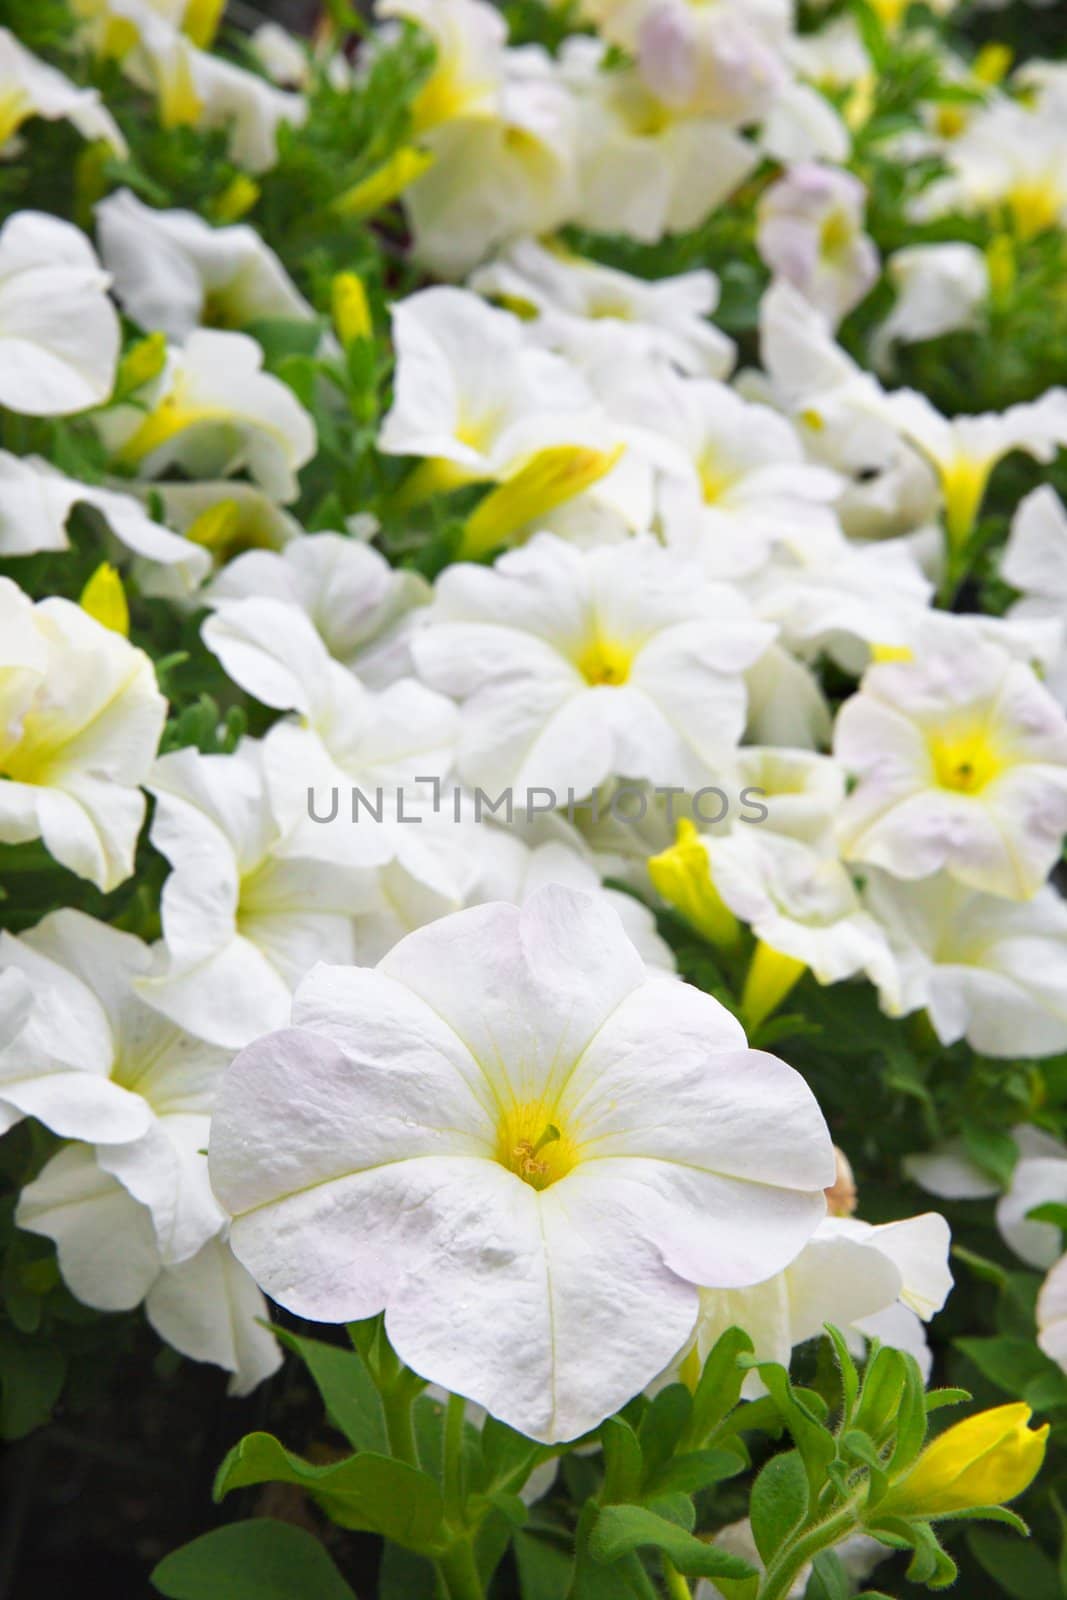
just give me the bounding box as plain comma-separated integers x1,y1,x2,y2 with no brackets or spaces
151,1519,359,1600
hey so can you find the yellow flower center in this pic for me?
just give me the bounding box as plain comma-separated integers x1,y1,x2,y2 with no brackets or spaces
820,207,854,261
929,727,1004,794
697,451,736,506
497,1103,578,1191
576,633,633,687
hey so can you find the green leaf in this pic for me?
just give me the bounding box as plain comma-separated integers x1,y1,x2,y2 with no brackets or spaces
481,1413,551,1495
956,1336,1061,1400
647,1447,744,1497
151,1520,357,1600
213,1432,445,1553
377,1543,438,1600
962,1123,1017,1188
749,1364,835,1494
275,1329,387,1453
968,1527,1061,1600
600,1416,643,1505
0,1327,65,1439
514,1530,574,1600
637,1384,691,1482
951,1246,1008,1290
885,1351,928,1479
824,1325,859,1422
589,1504,757,1581
688,1326,754,1446
804,1551,849,1600
245,316,325,363
750,1450,808,1566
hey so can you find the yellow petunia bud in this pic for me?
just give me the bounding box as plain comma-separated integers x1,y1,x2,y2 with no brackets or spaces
880,1403,1048,1518
184,499,244,556
80,563,130,636
459,443,625,561
158,45,203,131
182,0,226,50
986,234,1016,307
332,271,372,347
115,332,169,402
333,146,435,219
211,174,260,224
648,819,740,953
973,43,1013,88
741,941,806,1032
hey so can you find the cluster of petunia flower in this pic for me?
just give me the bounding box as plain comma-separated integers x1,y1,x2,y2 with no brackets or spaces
0,0,1065,1570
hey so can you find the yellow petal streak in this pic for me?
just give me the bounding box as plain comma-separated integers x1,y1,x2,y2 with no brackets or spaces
497,1103,578,1191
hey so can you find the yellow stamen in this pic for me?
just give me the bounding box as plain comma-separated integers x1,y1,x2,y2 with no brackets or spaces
575,634,632,688
497,1105,577,1191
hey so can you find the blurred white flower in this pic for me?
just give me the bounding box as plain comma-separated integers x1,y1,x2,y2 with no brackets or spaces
872,243,989,371
866,872,1067,1057
209,886,834,1441
0,211,120,417
18,1144,279,1395
758,163,879,329
96,188,313,341
96,328,317,504
137,740,380,1050
0,577,165,890
996,1126,1067,1271
835,626,1067,900
912,97,1067,240
470,237,734,379
0,450,210,593
1001,486,1067,706
0,27,126,153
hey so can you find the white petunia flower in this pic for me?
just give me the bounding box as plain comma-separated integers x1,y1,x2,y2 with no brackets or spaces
1,909,228,1264
1037,1254,1067,1377
872,243,989,371
413,532,773,796
911,97,1067,241
0,451,210,593
0,578,165,890
609,366,841,582
469,237,734,379
757,163,880,329
730,747,846,847
1001,486,1067,706
117,2,306,172
633,0,788,126
834,626,1067,900
206,533,430,689
676,1210,951,1392
18,1145,280,1396
201,596,462,891
133,479,303,569
0,211,120,417
0,28,126,154
137,739,377,1050
562,36,757,245
996,1127,1067,1271
381,0,505,134
378,286,611,489
209,886,834,1442
401,46,579,279
864,871,1067,1057
903,1138,1000,1203
96,188,314,342
708,829,900,1001
861,386,1067,552
95,329,317,504
757,281,940,542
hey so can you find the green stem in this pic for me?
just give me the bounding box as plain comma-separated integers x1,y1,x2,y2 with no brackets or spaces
757,1502,860,1600
436,1537,485,1600
663,1558,693,1599
444,1392,467,1527
381,1381,419,1469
